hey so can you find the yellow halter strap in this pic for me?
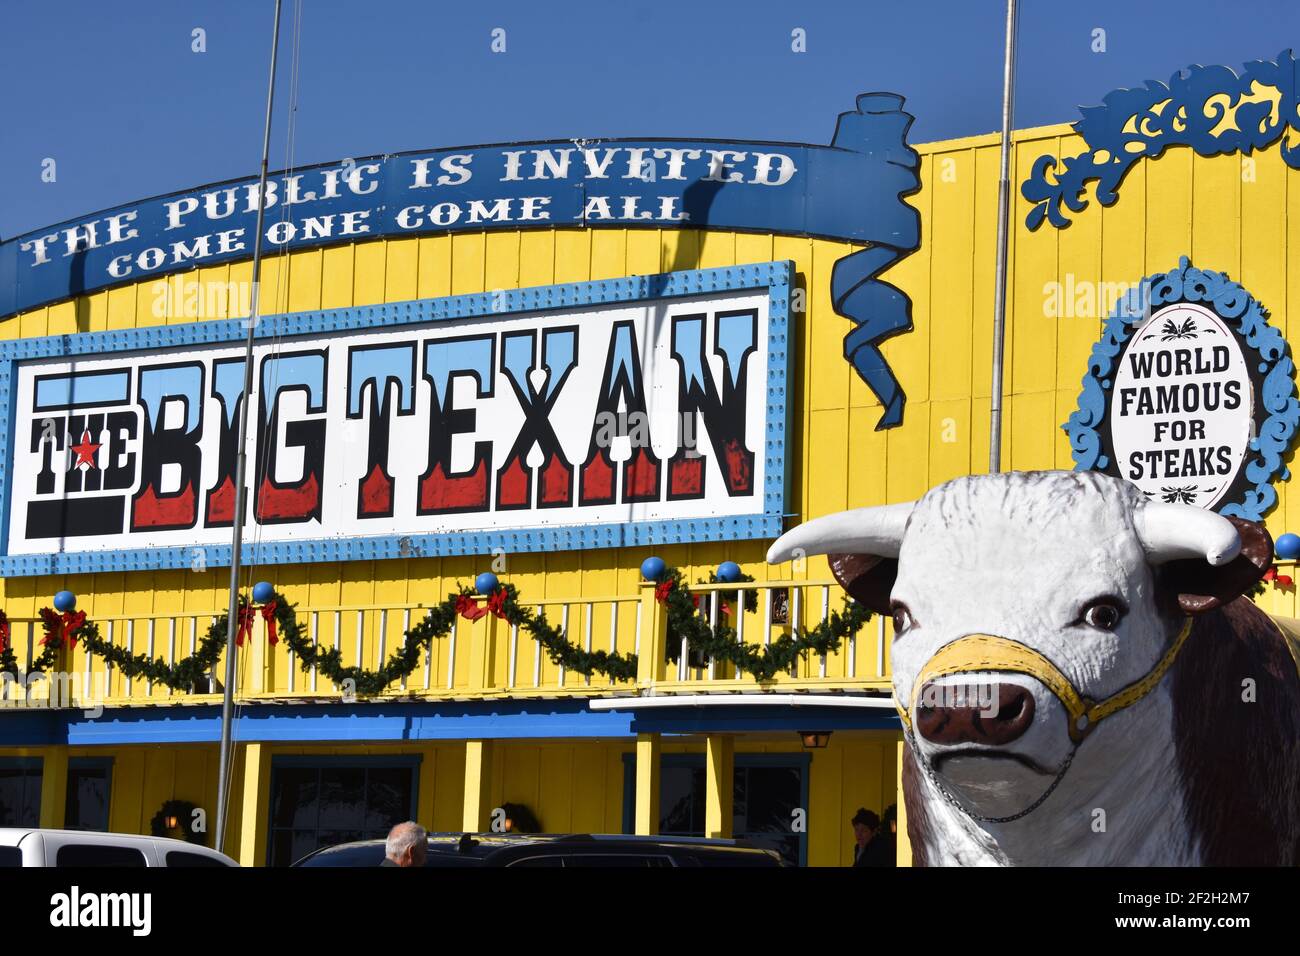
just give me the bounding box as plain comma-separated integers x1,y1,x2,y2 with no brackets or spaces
895,619,1194,744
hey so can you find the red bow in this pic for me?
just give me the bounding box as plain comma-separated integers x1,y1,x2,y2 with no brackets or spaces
456,594,487,621
235,604,255,646
0,616,9,654
234,601,279,646
1264,566,1294,586
457,591,508,622
261,601,279,645
654,579,675,603
41,610,85,649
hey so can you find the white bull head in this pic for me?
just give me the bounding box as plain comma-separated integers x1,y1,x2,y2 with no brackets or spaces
767,470,1271,865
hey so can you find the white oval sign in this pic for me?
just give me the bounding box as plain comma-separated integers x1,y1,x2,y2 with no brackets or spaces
1110,302,1254,509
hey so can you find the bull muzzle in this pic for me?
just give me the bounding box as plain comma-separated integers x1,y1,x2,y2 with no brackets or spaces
898,622,1194,746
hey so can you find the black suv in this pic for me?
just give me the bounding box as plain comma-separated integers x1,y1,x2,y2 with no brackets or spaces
293,833,787,867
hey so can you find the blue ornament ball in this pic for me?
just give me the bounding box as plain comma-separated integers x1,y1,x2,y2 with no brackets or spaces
1277,533,1300,561
475,571,500,595
53,590,76,613
640,556,667,582
716,561,743,583
252,581,275,604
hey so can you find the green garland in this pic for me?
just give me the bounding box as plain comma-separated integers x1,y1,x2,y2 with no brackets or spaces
0,608,66,679
656,568,871,681
0,567,870,695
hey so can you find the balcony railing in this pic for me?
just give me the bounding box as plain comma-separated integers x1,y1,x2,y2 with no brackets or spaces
0,579,891,709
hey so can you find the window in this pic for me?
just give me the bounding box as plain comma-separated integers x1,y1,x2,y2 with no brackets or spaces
659,765,706,836
56,844,147,867
623,753,810,866
734,764,804,867
0,759,42,828
267,757,418,867
64,759,113,831
0,847,22,867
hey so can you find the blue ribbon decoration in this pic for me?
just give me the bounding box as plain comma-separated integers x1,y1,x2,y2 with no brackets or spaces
828,93,921,430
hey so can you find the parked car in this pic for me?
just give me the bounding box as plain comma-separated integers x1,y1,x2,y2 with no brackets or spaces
293,832,787,867
0,828,238,867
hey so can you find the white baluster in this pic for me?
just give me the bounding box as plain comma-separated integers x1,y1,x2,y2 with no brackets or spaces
533,606,543,688
558,605,570,687
167,618,177,698
820,586,830,678
584,603,593,686
848,607,857,678
146,619,155,698
508,621,518,689
355,611,365,679
287,609,295,693
448,619,457,690
762,585,772,646
791,587,802,679
401,609,411,692
125,620,134,698
634,602,642,657
736,588,745,681
333,611,342,692
707,593,718,681
311,611,320,693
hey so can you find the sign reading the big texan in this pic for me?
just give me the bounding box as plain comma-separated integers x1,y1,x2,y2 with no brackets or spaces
0,93,922,430
0,263,789,575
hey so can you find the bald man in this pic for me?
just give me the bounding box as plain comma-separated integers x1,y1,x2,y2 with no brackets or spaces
381,821,427,867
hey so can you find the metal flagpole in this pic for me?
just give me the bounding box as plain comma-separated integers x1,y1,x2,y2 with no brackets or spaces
988,0,1019,473
215,0,284,856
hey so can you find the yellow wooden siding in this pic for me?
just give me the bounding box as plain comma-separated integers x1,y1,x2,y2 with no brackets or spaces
2,124,1298,700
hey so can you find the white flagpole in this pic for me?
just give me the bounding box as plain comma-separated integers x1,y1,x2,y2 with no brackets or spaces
988,0,1019,473
215,0,284,857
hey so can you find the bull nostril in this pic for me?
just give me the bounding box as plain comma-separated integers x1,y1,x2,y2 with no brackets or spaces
915,682,1036,747
998,694,1025,723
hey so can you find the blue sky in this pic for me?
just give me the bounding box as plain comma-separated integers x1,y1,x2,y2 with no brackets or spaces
2,0,1298,238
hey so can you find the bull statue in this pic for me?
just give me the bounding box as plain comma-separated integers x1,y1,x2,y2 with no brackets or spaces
768,470,1300,866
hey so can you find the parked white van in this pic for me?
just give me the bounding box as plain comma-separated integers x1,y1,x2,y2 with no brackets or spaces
0,828,238,867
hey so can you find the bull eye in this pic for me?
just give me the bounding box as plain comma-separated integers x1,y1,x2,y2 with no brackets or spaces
891,602,914,635
1082,601,1123,631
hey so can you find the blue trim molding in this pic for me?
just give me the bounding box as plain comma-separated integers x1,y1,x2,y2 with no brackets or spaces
1064,257,1300,520
0,698,901,747
0,262,792,575
1023,51,1300,230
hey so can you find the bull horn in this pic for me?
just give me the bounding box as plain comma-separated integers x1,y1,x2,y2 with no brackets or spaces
766,502,915,564
1136,502,1241,566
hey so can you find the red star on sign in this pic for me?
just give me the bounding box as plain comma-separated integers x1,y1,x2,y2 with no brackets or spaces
70,430,101,470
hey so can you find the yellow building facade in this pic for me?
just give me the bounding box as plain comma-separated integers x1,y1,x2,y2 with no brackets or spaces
3,62,1300,865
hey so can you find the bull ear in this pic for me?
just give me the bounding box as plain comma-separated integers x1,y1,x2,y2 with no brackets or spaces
828,553,897,614
1158,516,1273,615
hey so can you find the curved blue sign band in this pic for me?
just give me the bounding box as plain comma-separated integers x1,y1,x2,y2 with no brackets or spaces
0,95,922,430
